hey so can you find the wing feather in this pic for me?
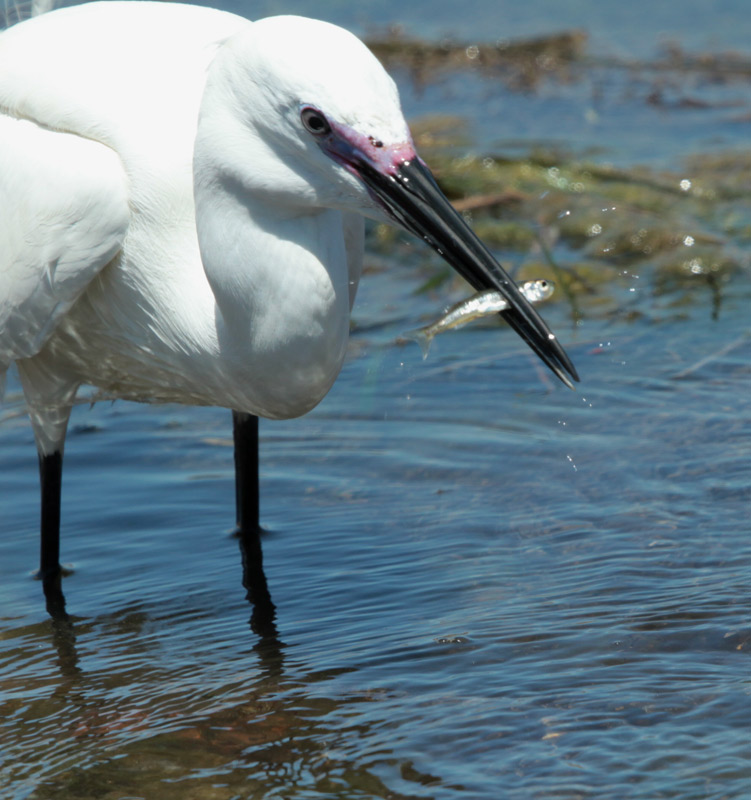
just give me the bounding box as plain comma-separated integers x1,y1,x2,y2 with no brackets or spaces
0,114,129,370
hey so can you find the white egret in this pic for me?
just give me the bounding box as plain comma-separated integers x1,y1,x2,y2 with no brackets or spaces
0,1,578,600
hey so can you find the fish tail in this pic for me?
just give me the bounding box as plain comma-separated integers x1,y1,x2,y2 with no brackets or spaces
400,328,433,360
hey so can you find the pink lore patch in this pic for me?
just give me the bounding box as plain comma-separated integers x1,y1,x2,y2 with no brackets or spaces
323,118,417,176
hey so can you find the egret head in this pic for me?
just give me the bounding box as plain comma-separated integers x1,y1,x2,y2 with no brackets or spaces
196,15,413,214
197,15,578,388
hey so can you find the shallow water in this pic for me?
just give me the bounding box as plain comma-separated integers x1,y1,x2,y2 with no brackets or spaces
2,2,751,799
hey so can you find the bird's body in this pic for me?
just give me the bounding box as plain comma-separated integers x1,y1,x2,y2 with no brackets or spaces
0,1,366,435
0,2,577,610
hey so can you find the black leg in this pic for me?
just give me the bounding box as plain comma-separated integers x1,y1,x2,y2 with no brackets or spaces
38,450,67,617
39,451,63,582
232,410,261,534
231,411,277,636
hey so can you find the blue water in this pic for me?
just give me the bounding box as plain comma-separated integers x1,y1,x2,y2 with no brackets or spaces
2,2,751,799
221,0,751,58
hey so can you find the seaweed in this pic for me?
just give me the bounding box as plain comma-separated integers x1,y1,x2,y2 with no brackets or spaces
367,112,749,322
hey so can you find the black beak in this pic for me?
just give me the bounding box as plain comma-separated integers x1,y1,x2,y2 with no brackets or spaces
359,157,579,389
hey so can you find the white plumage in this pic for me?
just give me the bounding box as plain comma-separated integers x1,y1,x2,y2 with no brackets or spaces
1,3,377,437
0,2,576,601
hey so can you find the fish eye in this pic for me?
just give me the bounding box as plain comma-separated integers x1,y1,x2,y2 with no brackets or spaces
301,107,331,136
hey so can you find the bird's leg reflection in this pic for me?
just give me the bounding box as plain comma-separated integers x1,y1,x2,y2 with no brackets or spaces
43,577,68,620
48,610,82,679
238,527,278,641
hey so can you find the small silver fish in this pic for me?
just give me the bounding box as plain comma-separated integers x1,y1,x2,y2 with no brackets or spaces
402,279,554,359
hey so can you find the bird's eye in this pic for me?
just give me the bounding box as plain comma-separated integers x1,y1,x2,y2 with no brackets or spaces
301,107,331,136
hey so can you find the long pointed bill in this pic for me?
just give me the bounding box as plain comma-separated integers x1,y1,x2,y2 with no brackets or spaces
359,157,578,388
319,125,578,388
